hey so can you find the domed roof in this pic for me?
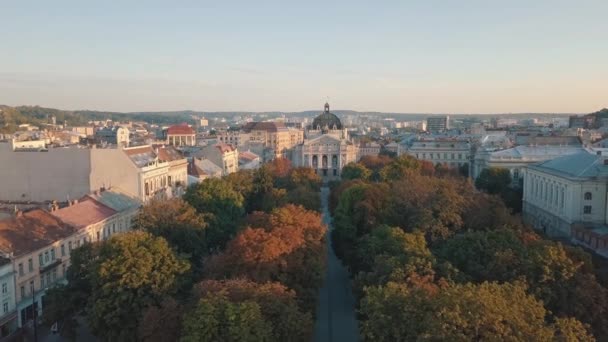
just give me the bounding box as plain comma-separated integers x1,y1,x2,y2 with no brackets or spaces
311,102,342,130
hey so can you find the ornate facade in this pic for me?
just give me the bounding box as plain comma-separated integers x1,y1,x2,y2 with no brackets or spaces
292,103,358,180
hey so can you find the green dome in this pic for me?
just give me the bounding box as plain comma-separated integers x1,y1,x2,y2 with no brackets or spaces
311,102,342,130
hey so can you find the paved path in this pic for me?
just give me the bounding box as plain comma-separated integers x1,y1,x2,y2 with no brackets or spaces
314,187,359,342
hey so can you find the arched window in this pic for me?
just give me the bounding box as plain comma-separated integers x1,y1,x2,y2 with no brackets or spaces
584,192,592,200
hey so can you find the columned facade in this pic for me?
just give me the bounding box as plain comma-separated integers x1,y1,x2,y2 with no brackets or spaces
292,103,358,180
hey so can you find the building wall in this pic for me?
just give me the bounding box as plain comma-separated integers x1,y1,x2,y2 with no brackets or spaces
522,168,607,237
0,143,92,202
0,263,17,336
405,142,470,168
90,149,139,199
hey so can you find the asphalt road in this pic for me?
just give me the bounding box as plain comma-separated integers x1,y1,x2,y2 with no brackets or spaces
314,187,359,342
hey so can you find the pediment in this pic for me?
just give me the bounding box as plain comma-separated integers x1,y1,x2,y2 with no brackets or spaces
304,134,342,146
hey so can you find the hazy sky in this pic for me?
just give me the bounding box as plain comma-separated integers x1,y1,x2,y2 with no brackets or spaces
1,1,607,113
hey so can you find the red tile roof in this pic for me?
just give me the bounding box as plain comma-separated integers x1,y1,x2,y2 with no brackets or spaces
0,210,76,257
51,198,117,230
167,124,195,135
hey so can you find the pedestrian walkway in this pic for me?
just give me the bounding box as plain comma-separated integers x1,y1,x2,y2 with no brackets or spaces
314,187,359,342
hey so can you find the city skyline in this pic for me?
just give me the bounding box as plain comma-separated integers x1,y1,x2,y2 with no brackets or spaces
1,1,607,113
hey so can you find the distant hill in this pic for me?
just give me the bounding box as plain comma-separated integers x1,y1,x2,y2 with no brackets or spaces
0,103,593,134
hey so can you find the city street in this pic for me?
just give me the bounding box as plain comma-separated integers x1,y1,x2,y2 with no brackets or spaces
314,187,359,342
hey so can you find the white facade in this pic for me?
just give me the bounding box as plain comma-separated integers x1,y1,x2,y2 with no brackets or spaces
522,152,608,238
471,145,586,183
403,140,471,168
293,134,358,180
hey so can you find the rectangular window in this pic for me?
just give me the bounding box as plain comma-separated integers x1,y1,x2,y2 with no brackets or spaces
584,206,592,214
1,283,6,294
20,286,25,299
44,251,49,262
28,259,33,272
50,249,55,260
113,224,116,233
39,254,43,267
97,231,100,241
62,264,66,276
52,268,57,282
68,241,72,251
18,263,23,276
61,244,65,257
41,275,45,289
3,302,7,313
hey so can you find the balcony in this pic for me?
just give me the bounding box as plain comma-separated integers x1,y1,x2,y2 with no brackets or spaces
39,259,62,274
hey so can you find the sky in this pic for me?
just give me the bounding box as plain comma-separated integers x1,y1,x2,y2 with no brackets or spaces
0,1,607,114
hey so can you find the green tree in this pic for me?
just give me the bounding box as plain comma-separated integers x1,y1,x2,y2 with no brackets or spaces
360,281,589,342
87,231,190,342
341,162,372,181
434,229,528,283
184,178,245,250
134,198,208,269
181,294,272,342
195,279,313,342
475,167,512,194
379,155,421,181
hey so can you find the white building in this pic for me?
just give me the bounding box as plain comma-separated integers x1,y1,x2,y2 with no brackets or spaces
471,145,586,184
292,103,358,180
0,143,187,203
197,143,239,176
403,139,471,168
523,151,608,243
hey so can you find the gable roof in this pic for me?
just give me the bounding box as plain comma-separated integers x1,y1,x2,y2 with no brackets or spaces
0,210,76,257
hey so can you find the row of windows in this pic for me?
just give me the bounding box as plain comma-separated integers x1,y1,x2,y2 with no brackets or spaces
17,220,128,277
527,174,594,214
415,152,466,160
19,265,65,301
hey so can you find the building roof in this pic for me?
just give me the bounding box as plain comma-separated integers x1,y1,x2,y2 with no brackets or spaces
86,190,141,212
188,160,208,178
530,151,608,179
194,158,223,176
311,103,342,130
487,145,585,160
242,121,287,133
514,135,581,146
167,124,195,135
0,210,76,257
51,198,117,230
215,143,236,153
239,151,259,161
156,145,183,162
123,145,158,168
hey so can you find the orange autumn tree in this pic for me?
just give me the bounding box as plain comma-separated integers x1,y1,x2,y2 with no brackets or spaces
205,205,326,311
